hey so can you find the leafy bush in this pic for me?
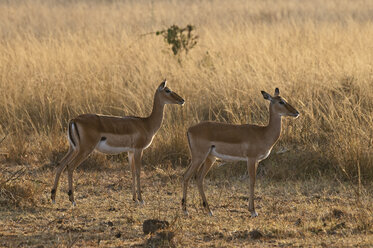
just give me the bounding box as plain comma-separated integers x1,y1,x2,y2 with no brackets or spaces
156,25,198,55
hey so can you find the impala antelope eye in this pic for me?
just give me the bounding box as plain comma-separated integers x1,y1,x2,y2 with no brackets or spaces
279,101,285,105
165,89,171,93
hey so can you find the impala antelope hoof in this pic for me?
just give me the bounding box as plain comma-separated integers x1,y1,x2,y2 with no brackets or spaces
250,211,258,218
208,211,214,216
52,199,56,204
183,210,189,216
137,199,145,206
72,201,76,207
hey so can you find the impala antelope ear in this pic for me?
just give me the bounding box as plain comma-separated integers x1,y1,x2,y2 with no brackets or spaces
274,88,280,96
261,91,273,101
158,79,167,91
158,80,167,90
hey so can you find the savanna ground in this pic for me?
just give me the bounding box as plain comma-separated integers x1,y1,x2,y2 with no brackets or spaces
1,162,373,247
1,0,373,247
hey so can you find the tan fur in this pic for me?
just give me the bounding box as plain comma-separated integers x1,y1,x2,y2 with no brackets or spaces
182,88,299,217
51,80,184,205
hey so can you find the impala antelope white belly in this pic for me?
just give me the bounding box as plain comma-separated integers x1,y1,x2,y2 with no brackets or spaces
95,140,134,155
211,147,247,162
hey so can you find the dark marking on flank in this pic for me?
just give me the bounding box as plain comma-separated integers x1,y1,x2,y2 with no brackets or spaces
68,190,72,196
74,123,80,141
100,136,107,141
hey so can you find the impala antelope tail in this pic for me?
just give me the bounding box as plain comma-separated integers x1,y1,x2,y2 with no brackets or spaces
68,121,80,148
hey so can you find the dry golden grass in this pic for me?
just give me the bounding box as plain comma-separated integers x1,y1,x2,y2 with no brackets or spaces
0,0,372,180
0,0,373,246
0,0,373,179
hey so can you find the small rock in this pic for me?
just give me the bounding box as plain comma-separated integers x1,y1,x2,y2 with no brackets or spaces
115,232,121,238
249,230,263,239
143,219,169,234
332,209,344,219
107,221,113,227
295,218,302,226
108,207,116,211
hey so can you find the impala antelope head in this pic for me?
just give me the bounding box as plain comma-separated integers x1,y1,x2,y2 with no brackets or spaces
261,88,299,118
157,79,185,106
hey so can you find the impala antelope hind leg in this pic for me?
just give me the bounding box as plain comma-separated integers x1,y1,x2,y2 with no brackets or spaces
67,147,96,206
51,147,75,203
182,149,210,216
51,122,81,203
196,155,216,216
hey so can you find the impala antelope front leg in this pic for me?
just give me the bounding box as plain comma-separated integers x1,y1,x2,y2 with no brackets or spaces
128,151,137,202
134,149,145,205
248,159,258,217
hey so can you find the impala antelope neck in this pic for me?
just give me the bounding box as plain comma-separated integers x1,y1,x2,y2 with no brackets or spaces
51,80,185,206
182,88,299,217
